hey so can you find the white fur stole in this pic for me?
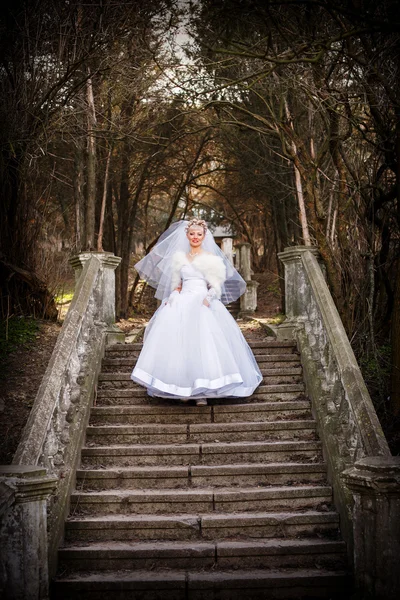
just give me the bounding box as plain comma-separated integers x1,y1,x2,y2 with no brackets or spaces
170,251,226,298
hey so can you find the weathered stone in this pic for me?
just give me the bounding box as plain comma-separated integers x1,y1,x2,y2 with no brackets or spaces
5,253,122,582
200,510,339,540
187,569,350,600
69,484,332,517
278,246,395,599
239,280,259,316
0,466,57,600
188,420,317,443
70,488,215,515
342,457,400,600
53,568,350,600
58,541,216,571
65,514,202,542
53,323,352,598
54,570,187,600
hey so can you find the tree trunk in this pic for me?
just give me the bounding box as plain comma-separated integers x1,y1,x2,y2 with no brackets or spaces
391,259,400,416
73,140,85,252
116,149,131,317
283,97,311,245
293,162,311,245
85,70,97,250
390,111,400,416
97,145,112,252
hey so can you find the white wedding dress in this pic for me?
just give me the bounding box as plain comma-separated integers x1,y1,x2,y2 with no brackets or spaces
131,260,262,399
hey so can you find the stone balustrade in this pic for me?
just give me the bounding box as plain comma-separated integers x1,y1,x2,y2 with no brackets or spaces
0,252,122,598
278,246,400,600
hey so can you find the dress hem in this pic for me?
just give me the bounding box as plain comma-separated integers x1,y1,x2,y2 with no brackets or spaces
131,366,244,398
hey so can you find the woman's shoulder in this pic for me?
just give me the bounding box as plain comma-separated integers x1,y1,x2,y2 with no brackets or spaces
197,251,224,264
195,252,226,276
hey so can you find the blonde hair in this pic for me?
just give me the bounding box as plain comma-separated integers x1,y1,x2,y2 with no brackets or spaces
185,218,208,234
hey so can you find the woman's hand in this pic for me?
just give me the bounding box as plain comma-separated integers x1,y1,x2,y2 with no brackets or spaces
168,290,180,306
175,285,182,293
203,298,210,307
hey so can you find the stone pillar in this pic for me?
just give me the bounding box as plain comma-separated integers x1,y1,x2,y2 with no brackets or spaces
0,466,57,600
342,457,400,600
239,280,259,316
221,237,234,264
239,243,252,280
277,245,320,339
69,252,124,345
234,247,240,271
236,243,258,317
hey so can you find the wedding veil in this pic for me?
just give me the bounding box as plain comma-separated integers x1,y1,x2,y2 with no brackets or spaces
134,220,246,304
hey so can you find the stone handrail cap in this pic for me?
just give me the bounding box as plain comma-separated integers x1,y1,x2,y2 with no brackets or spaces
0,465,47,478
278,246,320,262
69,252,121,270
342,456,400,493
352,456,400,473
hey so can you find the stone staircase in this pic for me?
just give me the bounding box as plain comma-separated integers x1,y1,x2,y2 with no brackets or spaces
54,338,351,599
226,298,241,318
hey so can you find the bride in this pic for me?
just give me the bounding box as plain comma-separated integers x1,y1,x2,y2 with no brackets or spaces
131,219,262,406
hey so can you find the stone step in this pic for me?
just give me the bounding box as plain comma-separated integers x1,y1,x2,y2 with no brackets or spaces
253,354,301,364
106,340,297,352
70,484,333,516
65,510,340,542
85,420,317,445
101,356,302,372
95,391,306,406
97,369,302,391
53,567,350,600
98,376,303,391
76,463,327,491
95,383,305,401
58,538,346,572
98,368,302,382
105,341,298,359
88,401,312,425
81,440,323,467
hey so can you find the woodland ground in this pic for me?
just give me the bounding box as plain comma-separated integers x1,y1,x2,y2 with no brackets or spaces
0,271,282,464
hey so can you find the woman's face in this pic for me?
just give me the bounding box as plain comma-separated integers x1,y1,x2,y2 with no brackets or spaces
186,225,205,248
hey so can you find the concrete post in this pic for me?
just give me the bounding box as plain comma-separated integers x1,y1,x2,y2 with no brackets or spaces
239,280,259,316
69,252,124,345
221,237,234,264
237,243,258,316
342,457,400,600
239,243,252,281
234,247,240,271
0,466,57,600
277,245,320,339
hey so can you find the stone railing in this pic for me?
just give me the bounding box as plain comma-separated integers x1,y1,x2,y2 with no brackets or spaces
278,246,400,600
0,252,122,599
